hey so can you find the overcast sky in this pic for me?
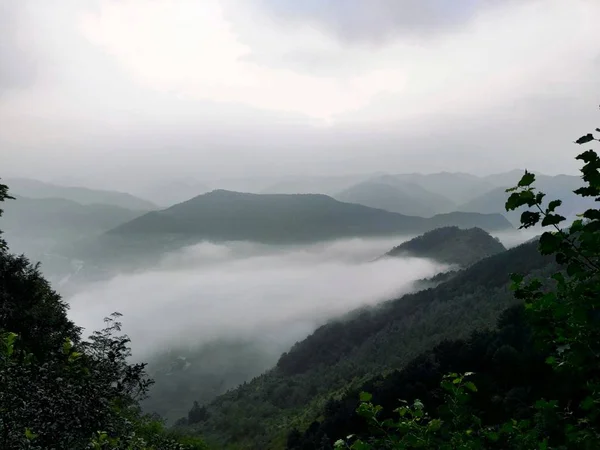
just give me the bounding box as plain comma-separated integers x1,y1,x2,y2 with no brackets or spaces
1,0,599,191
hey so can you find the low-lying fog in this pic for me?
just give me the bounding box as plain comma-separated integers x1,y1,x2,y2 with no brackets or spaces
67,236,448,358
62,229,536,420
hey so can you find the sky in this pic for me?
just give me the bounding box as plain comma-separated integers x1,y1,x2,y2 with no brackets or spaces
1,0,600,191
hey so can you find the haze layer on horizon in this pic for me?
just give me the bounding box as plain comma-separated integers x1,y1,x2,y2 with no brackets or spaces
2,0,599,192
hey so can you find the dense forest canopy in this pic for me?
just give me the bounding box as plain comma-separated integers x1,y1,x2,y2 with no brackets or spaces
384,226,506,267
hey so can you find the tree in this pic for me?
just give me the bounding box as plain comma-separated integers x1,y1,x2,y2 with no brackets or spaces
0,183,207,449
0,179,14,251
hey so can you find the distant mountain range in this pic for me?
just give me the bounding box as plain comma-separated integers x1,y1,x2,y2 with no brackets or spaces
326,171,587,225
336,180,454,217
5,178,156,210
457,173,590,225
60,190,512,268
2,195,145,259
111,190,512,240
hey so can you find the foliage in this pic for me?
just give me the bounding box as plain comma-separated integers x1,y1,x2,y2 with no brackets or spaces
331,121,600,449
0,185,206,449
0,179,14,250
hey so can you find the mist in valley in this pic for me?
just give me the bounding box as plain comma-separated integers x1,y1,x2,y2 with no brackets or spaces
55,228,533,421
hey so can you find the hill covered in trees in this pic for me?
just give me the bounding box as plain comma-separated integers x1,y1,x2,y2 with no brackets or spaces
111,190,511,240
59,190,512,269
385,226,506,267
176,238,553,448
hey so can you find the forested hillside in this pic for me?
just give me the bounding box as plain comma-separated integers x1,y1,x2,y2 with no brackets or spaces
385,227,506,267
293,128,600,449
0,181,206,450
179,238,554,449
58,190,512,270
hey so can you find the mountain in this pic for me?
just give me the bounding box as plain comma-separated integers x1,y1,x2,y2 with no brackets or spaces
135,180,211,207
180,240,554,448
385,226,506,267
112,190,511,239
1,196,146,258
371,172,496,205
459,173,591,225
335,180,454,217
5,177,156,210
261,175,370,196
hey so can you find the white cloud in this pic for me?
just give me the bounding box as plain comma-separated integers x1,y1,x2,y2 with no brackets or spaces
66,237,446,358
78,0,408,121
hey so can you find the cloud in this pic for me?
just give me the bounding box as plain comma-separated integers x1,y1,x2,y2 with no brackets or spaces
0,1,38,91
0,0,599,188
65,237,447,358
244,0,485,44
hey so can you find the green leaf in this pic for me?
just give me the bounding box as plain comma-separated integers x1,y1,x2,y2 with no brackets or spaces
428,419,442,432
539,232,561,255
581,396,595,411
582,208,600,221
464,381,478,392
506,190,536,211
545,356,556,365
520,211,541,228
359,392,372,402
334,439,346,449
547,199,562,212
25,428,38,441
575,133,595,144
541,213,566,227
518,171,536,187
351,440,372,450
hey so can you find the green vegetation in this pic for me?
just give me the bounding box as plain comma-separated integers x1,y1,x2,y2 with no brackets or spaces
179,233,552,448
385,226,506,267
0,180,206,450
112,190,512,241
297,124,600,449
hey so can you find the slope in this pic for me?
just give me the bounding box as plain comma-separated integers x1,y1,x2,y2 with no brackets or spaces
385,226,506,267
2,195,146,257
6,177,156,210
459,174,592,225
335,181,454,217
181,240,554,449
65,190,512,265
112,190,511,239
373,172,496,205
